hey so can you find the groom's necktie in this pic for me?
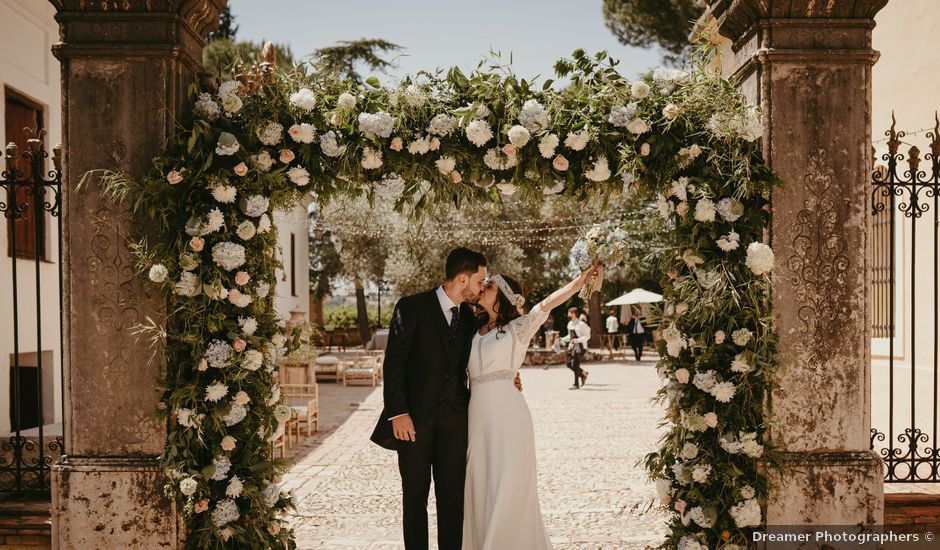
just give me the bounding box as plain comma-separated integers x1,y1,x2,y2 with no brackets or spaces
449,306,459,339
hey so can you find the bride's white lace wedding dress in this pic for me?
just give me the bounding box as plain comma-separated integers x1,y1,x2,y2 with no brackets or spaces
462,303,552,549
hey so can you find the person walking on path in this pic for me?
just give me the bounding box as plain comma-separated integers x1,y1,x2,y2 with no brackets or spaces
561,307,591,389
625,310,646,361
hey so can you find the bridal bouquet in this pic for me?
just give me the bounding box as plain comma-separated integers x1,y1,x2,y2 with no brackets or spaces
570,221,628,298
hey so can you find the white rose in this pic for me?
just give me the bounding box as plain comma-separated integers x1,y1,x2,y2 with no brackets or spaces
507,125,531,147
745,242,775,275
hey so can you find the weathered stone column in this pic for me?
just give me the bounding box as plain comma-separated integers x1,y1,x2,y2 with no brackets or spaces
712,0,888,525
47,1,222,548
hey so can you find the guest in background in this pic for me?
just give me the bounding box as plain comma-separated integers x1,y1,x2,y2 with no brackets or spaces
625,309,646,361
604,308,619,354
561,307,591,389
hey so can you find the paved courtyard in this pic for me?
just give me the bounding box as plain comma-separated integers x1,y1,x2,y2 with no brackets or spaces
282,358,669,549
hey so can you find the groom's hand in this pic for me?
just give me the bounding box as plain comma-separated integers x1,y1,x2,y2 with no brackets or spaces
392,414,416,442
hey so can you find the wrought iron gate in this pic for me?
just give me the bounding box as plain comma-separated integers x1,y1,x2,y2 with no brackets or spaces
0,130,65,495
870,114,940,482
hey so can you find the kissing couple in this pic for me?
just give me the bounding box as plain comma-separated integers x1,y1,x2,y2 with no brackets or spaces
371,247,603,549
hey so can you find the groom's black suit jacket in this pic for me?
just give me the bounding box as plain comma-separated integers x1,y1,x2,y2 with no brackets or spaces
370,289,475,450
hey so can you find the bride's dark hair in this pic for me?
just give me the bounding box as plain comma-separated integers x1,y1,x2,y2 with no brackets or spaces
477,274,525,338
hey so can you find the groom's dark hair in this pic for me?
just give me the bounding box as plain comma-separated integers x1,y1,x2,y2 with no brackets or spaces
445,247,487,280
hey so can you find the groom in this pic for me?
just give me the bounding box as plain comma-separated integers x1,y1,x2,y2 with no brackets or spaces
371,247,488,550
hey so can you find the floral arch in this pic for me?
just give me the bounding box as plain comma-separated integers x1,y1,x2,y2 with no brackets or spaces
98,43,781,549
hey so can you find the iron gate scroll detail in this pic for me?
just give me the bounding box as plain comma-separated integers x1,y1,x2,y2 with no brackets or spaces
0,131,65,495
870,114,940,482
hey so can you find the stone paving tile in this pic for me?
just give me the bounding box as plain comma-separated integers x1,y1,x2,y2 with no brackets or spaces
285,359,669,549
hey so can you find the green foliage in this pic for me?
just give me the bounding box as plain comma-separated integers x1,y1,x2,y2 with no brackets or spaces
323,305,392,329
203,39,296,80
602,0,704,63
311,39,403,84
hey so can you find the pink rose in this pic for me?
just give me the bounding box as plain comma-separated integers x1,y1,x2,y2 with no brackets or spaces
552,154,569,171
233,338,246,353
279,149,295,163
228,288,243,303
714,330,726,344
197,359,208,372
674,368,690,384
689,144,702,158
166,170,184,185
194,500,209,513
389,137,403,151
674,500,686,513
157,401,167,410
429,138,441,151
662,103,679,120
234,391,250,405
450,171,462,184
502,144,517,157
234,271,250,286
640,143,651,156
268,522,281,535
190,237,204,252
221,435,236,451
233,162,248,177
704,412,718,428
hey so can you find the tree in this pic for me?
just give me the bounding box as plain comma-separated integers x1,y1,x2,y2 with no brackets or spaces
206,6,238,42
312,39,403,84
602,0,705,63
203,39,296,79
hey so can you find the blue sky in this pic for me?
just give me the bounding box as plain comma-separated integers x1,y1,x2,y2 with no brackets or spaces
229,0,667,84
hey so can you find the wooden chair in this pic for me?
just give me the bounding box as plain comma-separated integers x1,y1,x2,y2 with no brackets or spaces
314,355,342,382
272,429,286,458
343,357,378,387
281,383,319,436
366,350,385,377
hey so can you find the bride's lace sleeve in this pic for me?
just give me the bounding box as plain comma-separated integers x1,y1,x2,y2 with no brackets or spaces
508,302,551,347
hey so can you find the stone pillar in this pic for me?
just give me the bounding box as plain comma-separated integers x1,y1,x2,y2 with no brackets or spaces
47,1,222,548
712,0,888,525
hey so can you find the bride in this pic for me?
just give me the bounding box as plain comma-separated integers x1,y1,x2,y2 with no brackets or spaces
462,264,603,549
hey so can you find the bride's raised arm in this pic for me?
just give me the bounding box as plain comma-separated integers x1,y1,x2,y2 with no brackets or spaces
534,264,604,313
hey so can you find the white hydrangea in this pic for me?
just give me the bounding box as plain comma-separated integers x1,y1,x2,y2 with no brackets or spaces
358,111,396,139
692,463,712,483
361,147,383,170
179,476,198,496
435,156,456,175
518,99,549,132
687,506,712,528
671,462,690,484
205,339,233,369
220,93,243,116
211,498,240,528
608,103,638,128
739,106,763,142
257,121,283,146
564,129,591,151
407,135,432,155
337,92,357,111
241,195,270,218
626,118,650,135
262,481,281,507
466,120,493,147
677,536,705,550
427,113,457,137
400,84,428,108
693,370,717,392
148,264,169,283
374,172,406,199
211,242,246,271
631,80,650,99
507,125,531,148
739,432,764,457
716,230,740,251
730,498,762,527
320,130,346,157
584,156,611,182
538,133,559,158
218,81,240,97
252,150,275,172
732,328,752,346
236,220,256,241
745,242,775,275
717,197,743,222
175,271,201,297
238,316,257,336
694,198,717,222
211,455,231,480
194,93,220,120
741,485,756,499
731,352,752,373
289,88,317,111
543,179,564,195
679,442,699,460
215,132,240,156
287,166,310,186
711,381,736,403
211,184,237,204
483,148,517,171
223,403,248,426
205,381,229,402
288,122,316,144
225,476,244,498
243,349,264,371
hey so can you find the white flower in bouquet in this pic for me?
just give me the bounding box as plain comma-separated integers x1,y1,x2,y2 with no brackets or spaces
238,316,257,336
741,485,756,499
194,93,220,120
507,124,531,148
251,150,274,172
716,230,740,251
691,463,711,483
745,242,775,275
205,381,228,402
408,135,432,155
585,156,611,182
687,506,712,528
148,264,169,283
400,84,427,108
257,121,284,146
211,499,240,528
640,143,651,156
675,201,688,217
731,352,752,373
738,106,763,142
496,182,517,196
711,381,736,403
731,498,762,527
663,103,679,120
179,476,198,496
704,412,718,428
682,249,705,268
223,403,248,426
220,92,243,116
262,482,281,507
204,208,225,233
466,120,493,147
256,281,270,298
211,184,237,204
608,103,638,128
374,172,406,199
483,148,517,170
217,80,239,97
538,133,559,158
288,123,316,144
242,349,264,371
671,462,690,484
274,404,293,424
714,330,726,344
683,412,707,432
241,195,270,218
289,88,317,111
287,166,310,186
175,408,204,429
626,118,649,135
337,92,357,111
358,111,396,139
677,536,705,550
679,442,699,460
569,240,592,269
693,369,717,392
631,80,650,99
235,220,256,241
694,198,717,222
224,476,244,499
212,242,246,271
655,478,673,505
253,214,269,235
717,197,743,222
543,179,564,195
166,169,185,185
215,132,240,156
564,129,591,151
227,288,253,308
174,271,201,297
739,432,764,457
319,130,347,157
732,328,752,346
435,156,456,175
358,147,382,170
656,197,674,219
669,178,689,201
179,252,199,271
210,455,232,480
518,99,549,132
427,113,457,137
674,368,690,384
